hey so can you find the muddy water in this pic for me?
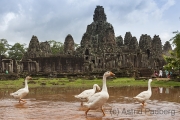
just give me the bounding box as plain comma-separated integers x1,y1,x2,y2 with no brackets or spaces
0,87,180,120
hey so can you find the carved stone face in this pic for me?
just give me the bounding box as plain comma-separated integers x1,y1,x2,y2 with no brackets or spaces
64,38,74,52
68,41,73,48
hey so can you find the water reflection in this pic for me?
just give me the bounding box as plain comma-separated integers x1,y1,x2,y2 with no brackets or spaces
14,103,28,108
0,87,179,120
159,87,163,93
0,87,180,103
109,87,180,103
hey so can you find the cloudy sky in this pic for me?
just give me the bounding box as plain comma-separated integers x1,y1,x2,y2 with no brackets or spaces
0,0,179,47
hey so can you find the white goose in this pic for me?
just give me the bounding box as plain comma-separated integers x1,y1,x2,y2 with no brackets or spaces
75,84,101,106
84,71,115,116
133,79,152,106
10,76,32,103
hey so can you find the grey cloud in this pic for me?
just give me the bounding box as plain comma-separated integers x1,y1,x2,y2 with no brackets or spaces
0,0,179,46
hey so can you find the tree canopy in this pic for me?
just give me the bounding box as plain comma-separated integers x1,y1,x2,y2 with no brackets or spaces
8,43,27,60
164,31,180,72
171,31,180,58
47,40,64,55
0,39,10,56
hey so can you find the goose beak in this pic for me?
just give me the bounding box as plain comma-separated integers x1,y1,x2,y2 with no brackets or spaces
110,72,115,76
27,76,32,80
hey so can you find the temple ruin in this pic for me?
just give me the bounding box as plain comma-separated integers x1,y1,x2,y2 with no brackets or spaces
0,6,172,78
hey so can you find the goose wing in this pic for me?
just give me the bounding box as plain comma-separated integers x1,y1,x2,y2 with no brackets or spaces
75,89,95,99
10,88,28,96
134,91,151,101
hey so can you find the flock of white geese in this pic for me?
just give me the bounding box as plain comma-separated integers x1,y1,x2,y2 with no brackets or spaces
10,71,152,116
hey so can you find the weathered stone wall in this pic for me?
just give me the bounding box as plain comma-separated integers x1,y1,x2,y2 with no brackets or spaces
30,55,84,73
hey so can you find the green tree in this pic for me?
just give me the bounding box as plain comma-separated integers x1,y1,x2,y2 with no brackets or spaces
0,39,10,56
171,31,180,57
75,43,80,50
164,31,180,74
47,40,64,54
8,43,27,60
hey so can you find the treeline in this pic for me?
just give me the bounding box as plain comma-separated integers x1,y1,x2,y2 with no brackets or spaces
0,39,79,60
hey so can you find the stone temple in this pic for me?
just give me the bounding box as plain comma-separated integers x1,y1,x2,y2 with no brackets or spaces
0,6,172,78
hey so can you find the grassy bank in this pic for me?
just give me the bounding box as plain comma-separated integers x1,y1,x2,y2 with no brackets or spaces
0,77,180,89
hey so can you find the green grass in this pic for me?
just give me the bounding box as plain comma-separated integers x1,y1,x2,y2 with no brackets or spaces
0,77,180,89
109,78,180,87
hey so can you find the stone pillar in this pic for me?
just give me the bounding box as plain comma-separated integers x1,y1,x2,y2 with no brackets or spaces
36,62,39,72
32,62,34,71
12,60,13,73
31,62,33,71
2,61,4,72
8,61,11,73
30,62,32,71
17,65,20,73
28,62,30,72
21,63,23,72
11,60,13,73
8,64,11,73
34,62,36,71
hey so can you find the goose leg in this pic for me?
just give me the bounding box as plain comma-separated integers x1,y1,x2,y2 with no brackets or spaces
21,99,26,103
101,107,105,116
19,99,26,103
81,101,83,106
142,101,145,106
85,108,90,116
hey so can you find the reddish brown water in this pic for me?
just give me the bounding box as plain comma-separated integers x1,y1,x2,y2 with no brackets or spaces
0,87,180,120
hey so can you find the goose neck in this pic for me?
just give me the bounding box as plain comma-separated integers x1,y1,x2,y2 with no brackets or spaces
102,76,107,92
93,85,97,91
25,79,28,89
148,81,151,91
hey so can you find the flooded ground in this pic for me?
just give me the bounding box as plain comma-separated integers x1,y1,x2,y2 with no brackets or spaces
0,87,180,120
